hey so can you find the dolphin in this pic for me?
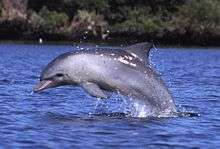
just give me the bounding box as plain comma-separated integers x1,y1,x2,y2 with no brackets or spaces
34,42,177,116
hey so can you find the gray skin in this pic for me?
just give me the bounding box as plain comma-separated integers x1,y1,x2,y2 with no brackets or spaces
34,42,177,116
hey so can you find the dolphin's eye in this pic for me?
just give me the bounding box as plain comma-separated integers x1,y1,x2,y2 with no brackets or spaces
56,73,64,77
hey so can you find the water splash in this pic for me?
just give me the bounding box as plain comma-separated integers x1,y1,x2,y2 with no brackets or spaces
88,93,200,118
30,91,34,95
176,105,201,117
149,44,159,66
128,99,200,118
100,94,156,118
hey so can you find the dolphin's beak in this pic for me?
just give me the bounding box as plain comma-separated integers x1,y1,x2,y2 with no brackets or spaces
33,80,57,92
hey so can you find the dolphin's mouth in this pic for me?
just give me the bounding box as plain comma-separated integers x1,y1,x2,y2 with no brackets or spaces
33,80,56,92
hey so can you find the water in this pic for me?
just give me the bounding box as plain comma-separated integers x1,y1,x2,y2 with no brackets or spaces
0,43,219,148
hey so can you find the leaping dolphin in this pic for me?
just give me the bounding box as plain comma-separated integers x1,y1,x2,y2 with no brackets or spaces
34,42,177,116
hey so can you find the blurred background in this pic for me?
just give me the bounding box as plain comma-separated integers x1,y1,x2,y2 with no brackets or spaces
0,0,220,46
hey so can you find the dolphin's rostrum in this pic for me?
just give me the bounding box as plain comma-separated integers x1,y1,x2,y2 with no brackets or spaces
34,42,177,116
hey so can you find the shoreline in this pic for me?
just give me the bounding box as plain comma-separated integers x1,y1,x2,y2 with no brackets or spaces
1,39,219,49
0,32,220,47
1,24,219,47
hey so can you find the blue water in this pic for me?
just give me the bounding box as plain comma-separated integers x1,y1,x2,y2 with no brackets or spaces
0,43,219,148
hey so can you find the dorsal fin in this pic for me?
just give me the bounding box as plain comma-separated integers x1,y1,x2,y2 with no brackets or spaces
124,42,154,63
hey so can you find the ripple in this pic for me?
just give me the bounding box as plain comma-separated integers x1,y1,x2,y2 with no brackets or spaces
0,44,220,148
0,79,15,85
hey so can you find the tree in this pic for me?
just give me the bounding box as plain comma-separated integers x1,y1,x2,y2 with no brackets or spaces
1,0,28,20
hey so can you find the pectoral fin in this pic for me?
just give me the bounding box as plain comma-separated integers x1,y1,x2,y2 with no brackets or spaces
81,82,108,99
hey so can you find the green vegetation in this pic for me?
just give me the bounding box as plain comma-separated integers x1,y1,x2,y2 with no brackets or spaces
30,7,69,34
69,10,108,38
0,0,220,45
174,0,220,35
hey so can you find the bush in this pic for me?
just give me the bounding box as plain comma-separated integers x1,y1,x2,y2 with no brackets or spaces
28,7,70,34
28,10,44,30
111,7,162,35
38,7,69,33
168,0,220,35
73,0,109,13
69,10,108,37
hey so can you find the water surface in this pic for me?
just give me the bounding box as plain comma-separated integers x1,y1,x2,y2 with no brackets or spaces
0,44,219,148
